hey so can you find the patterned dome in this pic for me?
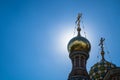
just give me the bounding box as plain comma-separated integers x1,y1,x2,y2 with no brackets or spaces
89,60,116,80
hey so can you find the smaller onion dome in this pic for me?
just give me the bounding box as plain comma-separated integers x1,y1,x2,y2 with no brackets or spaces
89,37,116,80
89,60,116,80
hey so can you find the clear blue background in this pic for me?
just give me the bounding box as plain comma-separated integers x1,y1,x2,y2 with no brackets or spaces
0,0,120,80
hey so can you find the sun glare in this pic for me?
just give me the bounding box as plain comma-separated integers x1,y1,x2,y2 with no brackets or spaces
54,26,94,52
52,22,96,59
57,27,74,53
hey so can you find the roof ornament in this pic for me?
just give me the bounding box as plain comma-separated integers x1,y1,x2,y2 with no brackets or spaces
75,13,82,36
99,37,105,60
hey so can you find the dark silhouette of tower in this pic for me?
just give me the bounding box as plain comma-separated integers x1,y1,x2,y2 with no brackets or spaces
67,13,120,80
67,13,91,80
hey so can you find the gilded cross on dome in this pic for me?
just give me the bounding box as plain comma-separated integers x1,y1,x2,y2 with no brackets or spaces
99,37,105,60
76,13,82,28
99,37,105,51
76,13,82,36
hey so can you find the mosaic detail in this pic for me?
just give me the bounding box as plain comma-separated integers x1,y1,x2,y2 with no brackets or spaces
89,60,116,80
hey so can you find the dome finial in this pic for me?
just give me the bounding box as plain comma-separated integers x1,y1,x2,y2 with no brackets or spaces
99,37,105,60
75,13,82,36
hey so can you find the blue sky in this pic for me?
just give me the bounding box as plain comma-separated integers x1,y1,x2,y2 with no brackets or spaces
0,0,120,80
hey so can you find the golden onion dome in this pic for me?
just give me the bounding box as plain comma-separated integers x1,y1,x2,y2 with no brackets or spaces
67,13,91,53
67,35,91,53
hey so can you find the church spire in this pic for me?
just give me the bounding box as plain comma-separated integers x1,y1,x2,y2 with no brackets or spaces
99,37,105,60
67,13,91,80
75,13,82,36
